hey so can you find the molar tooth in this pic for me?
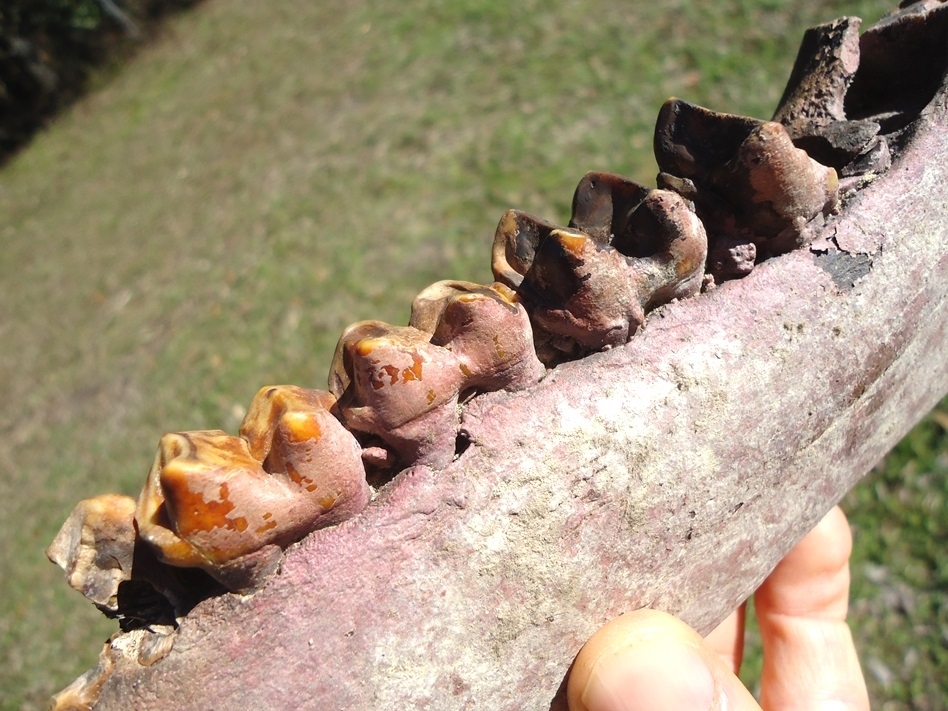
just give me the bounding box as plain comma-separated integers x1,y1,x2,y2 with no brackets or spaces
330,321,464,469
617,189,708,309
410,280,545,392
524,228,645,359
240,384,371,526
655,98,839,271
136,399,369,592
490,181,707,365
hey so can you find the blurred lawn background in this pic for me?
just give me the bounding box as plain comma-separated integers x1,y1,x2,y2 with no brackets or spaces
1,0,945,708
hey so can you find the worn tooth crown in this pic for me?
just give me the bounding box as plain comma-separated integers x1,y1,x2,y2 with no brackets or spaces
655,97,839,275
569,171,652,244
331,320,464,469
133,388,370,590
491,209,559,290
488,171,708,365
412,280,545,392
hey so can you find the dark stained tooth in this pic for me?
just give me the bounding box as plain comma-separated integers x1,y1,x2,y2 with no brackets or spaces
490,179,707,365
569,171,652,245
846,1,948,134
773,18,862,133
617,190,708,310
525,227,649,358
654,99,761,186
491,209,559,290
655,98,839,275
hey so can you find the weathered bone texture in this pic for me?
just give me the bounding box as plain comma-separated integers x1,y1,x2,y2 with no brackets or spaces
52,4,948,709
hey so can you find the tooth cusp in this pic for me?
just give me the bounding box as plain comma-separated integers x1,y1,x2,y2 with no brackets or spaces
134,388,370,591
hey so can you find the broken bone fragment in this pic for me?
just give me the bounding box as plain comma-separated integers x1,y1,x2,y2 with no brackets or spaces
846,1,948,134
47,493,222,630
771,17,885,173
136,388,369,591
46,494,138,613
655,98,839,271
492,184,707,363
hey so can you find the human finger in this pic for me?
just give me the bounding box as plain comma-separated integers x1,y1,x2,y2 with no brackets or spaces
755,505,869,711
567,608,762,711
703,604,746,675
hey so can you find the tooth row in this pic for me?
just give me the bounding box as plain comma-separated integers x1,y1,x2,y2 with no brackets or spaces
53,25,901,600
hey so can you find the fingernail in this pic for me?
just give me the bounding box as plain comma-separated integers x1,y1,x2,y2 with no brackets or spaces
581,640,723,711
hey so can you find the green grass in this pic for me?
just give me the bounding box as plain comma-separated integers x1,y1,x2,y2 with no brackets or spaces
1,0,941,708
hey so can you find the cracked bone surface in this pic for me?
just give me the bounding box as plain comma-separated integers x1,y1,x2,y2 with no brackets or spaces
47,2,948,709
135,386,369,591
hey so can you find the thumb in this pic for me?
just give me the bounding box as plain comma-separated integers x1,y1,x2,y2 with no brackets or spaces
567,609,760,711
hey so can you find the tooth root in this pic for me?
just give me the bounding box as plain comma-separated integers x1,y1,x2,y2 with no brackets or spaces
46,494,138,612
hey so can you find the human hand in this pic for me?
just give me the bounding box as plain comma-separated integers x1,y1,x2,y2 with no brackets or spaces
566,506,869,711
